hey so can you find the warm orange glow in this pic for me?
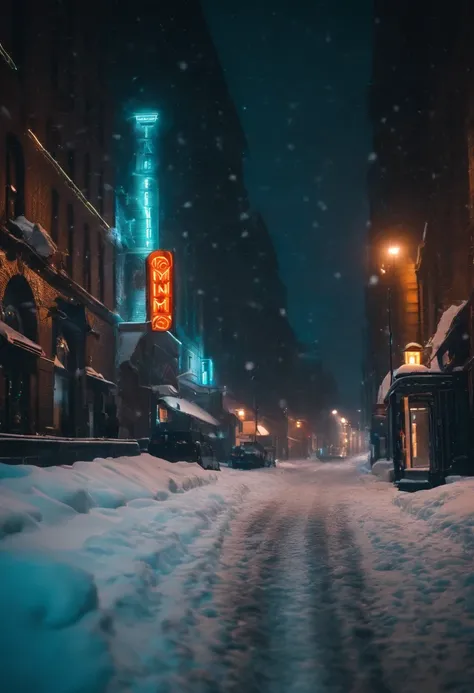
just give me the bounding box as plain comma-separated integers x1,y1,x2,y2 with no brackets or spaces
237,409,245,419
147,250,173,331
296,420,302,428
387,245,400,257
341,417,347,424
405,351,421,366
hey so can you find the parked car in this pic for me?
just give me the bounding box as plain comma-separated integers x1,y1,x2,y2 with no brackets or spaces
149,431,220,471
229,442,267,469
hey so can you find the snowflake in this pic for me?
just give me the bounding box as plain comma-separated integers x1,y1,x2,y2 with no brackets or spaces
317,200,328,211
183,201,193,208
241,230,249,238
182,231,189,238
245,361,255,371
334,272,342,279
178,61,188,71
369,275,379,285
287,143,295,151
240,212,249,221
368,152,378,162
177,134,186,146
279,308,286,316
112,133,121,140
229,174,237,181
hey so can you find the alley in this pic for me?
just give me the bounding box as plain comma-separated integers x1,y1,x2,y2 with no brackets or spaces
2,454,474,693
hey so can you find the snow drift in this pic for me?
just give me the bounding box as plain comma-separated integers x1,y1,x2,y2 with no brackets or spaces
0,454,235,693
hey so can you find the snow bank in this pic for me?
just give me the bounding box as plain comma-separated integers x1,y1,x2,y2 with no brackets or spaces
394,477,474,546
0,453,218,537
0,454,230,693
371,459,394,482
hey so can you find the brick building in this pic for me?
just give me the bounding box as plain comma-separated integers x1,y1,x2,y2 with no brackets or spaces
0,0,118,436
364,0,463,417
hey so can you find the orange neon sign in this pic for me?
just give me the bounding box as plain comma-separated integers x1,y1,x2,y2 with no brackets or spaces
147,250,173,332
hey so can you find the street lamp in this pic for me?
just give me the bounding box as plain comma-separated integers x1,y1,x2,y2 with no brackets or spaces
331,409,338,415
237,409,245,419
385,244,402,385
340,417,347,424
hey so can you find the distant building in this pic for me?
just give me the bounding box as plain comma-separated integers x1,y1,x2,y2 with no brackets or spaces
110,0,298,457
0,0,117,436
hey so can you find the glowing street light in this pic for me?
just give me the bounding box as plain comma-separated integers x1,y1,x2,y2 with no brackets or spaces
387,245,400,257
340,417,347,424
331,409,338,415
237,409,245,419
296,420,302,429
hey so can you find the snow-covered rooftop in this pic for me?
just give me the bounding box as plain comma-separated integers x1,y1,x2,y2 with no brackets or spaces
428,302,467,370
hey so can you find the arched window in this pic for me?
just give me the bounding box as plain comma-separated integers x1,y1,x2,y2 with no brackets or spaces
5,134,25,219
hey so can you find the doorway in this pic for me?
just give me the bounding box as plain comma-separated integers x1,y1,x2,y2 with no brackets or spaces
403,398,431,469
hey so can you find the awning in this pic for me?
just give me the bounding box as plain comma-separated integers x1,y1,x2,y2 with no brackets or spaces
151,384,179,397
0,320,44,357
83,366,116,388
257,425,270,436
159,395,219,426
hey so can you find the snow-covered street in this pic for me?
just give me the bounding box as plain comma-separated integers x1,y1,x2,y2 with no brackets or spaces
2,454,474,693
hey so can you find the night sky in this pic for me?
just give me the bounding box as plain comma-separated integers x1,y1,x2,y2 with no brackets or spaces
203,0,373,408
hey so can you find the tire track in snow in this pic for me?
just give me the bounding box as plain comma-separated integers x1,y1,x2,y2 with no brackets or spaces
326,504,392,693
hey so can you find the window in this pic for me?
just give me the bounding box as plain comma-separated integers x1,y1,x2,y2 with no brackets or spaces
84,153,91,199
5,134,25,219
98,168,104,215
66,204,74,276
51,189,59,243
98,235,105,302
83,223,91,292
67,150,75,180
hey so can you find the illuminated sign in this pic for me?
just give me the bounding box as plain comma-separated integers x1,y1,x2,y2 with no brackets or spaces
135,113,159,124
147,250,173,331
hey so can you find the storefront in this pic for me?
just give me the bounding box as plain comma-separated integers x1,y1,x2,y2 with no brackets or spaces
0,319,44,434
386,370,470,488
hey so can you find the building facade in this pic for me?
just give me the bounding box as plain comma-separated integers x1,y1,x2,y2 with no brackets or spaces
109,0,299,457
364,0,463,419
0,0,118,437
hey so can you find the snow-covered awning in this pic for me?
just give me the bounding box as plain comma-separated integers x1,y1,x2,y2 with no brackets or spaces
79,366,116,388
257,424,270,436
0,320,44,357
159,396,219,427
9,215,57,259
151,384,179,397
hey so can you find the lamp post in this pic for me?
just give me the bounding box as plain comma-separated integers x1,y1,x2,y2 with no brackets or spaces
386,245,400,385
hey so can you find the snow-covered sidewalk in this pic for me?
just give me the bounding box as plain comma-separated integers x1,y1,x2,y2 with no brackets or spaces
0,455,251,693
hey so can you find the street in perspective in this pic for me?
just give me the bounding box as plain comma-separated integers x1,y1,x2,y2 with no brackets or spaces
2,0,474,692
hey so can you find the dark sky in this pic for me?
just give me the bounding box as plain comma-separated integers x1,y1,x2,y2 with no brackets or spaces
202,0,373,408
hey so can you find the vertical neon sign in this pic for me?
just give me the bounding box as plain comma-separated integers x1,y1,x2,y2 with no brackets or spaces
129,112,160,322
147,250,173,332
